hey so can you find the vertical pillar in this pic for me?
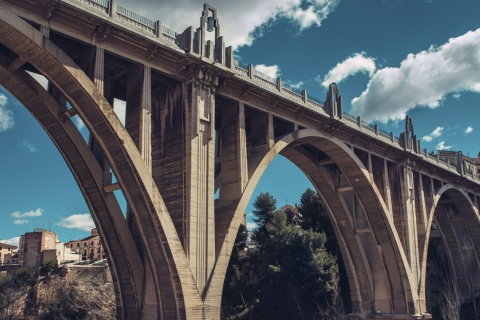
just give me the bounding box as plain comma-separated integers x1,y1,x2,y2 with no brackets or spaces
185,79,216,294
268,112,274,148
94,47,105,94
417,173,427,229
238,102,248,192
383,159,393,219
89,46,111,183
219,101,248,200
400,165,420,297
40,24,50,38
140,66,152,171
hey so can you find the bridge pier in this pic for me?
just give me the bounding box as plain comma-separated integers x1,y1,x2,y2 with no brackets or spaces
2,2,480,319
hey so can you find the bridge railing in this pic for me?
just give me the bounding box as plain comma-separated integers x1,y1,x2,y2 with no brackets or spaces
66,0,479,183
81,0,109,13
117,5,157,32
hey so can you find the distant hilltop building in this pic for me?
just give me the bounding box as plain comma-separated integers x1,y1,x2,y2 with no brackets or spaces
19,228,80,268
65,228,106,262
0,242,18,265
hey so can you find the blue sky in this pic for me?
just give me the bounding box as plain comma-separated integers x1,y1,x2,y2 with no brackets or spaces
1,0,480,244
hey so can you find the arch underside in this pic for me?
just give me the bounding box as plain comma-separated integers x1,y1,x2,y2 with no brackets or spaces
210,129,419,317
280,134,414,315
0,7,203,319
423,186,480,304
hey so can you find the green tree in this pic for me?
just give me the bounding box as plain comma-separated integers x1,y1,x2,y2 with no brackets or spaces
221,224,249,318
251,192,276,243
252,210,339,319
299,188,337,255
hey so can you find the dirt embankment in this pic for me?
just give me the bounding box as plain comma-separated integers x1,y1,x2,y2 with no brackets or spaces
0,265,115,320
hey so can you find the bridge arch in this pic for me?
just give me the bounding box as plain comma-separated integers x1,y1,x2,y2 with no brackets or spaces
422,184,480,309
209,128,419,317
0,7,202,319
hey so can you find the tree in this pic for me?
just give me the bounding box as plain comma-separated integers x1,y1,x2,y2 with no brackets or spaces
252,210,339,319
298,188,351,315
251,192,276,243
221,224,249,318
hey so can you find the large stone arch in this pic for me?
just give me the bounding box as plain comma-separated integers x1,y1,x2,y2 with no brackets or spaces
421,184,480,304
208,128,419,317
0,6,202,319
0,58,143,319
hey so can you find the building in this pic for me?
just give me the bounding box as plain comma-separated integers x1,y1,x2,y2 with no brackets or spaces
19,228,80,267
65,228,106,261
438,150,478,177
0,242,17,265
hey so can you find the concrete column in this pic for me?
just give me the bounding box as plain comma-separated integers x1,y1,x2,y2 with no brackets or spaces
140,65,152,172
40,24,49,38
185,82,216,294
268,112,274,148
417,173,427,229
94,47,104,94
400,166,420,287
383,159,393,218
219,101,248,200
89,46,110,181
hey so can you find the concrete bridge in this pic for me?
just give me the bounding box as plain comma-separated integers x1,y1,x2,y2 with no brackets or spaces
1,1,480,319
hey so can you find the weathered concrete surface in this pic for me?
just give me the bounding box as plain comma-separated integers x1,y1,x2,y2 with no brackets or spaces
1,1,480,319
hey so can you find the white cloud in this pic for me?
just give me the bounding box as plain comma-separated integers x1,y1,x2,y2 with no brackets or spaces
351,28,480,122
13,219,29,225
436,141,452,150
22,139,38,153
0,237,21,247
254,64,280,79
56,213,95,232
422,126,444,142
246,221,258,230
0,93,14,132
127,0,339,49
465,126,473,134
321,52,376,87
11,208,43,218
452,92,461,99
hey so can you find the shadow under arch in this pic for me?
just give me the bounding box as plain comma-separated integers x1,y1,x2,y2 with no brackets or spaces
0,6,202,319
209,128,419,316
422,184,480,309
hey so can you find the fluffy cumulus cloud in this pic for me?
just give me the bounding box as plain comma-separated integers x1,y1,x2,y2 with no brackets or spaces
465,126,473,134
351,28,480,122
11,208,43,225
321,52,376,87
129,0,340,48
0,93,14,132
254,64,281,79
11,208,44,219
56,213,95,232
422,126,443,142
0,237,21,247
